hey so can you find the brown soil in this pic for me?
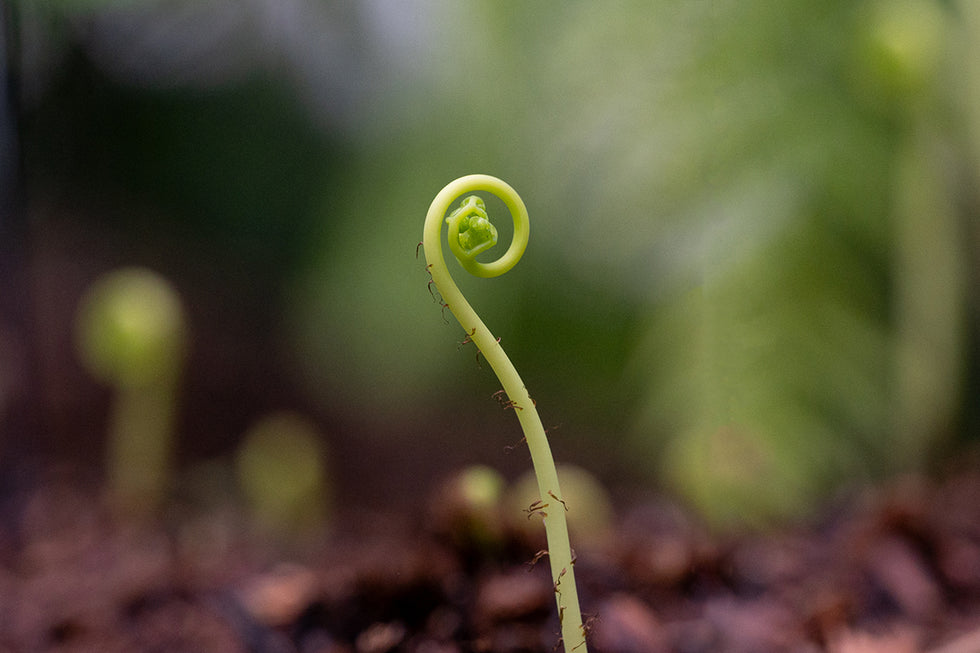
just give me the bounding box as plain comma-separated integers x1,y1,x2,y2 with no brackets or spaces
3,470,980,653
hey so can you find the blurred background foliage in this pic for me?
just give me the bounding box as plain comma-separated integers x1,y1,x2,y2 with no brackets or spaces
2,0,979,527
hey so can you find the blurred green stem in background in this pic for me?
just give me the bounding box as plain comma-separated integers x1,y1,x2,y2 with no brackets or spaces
884,0,966,467
892,125,966,467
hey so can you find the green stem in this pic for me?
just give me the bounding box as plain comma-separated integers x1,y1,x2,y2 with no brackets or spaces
423,174,587,652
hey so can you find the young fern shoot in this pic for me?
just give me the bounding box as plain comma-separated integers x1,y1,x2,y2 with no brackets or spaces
423,175,588,652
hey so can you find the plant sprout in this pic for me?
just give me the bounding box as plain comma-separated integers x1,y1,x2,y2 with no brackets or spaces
74,267,186,517
236,411,330,540
433,464,507,554
422,174,588,652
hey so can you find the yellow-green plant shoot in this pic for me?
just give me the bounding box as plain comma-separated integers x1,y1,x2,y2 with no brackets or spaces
75,267,186,517
423,174,588,652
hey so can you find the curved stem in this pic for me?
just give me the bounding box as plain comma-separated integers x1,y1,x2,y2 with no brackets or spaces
423,175,587,652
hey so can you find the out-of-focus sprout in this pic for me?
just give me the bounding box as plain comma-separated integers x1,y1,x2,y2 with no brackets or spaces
235,411,330,541
507,464,614,553
853,0,947,109
431,464,507,554
75,267,187,517
857,0,966,468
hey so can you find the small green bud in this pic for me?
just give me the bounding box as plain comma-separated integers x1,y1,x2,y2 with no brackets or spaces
448,195,497,258
458,215,498,254
431,465,506,552
448,195,487,223
75,267,186,388
853,0,947,109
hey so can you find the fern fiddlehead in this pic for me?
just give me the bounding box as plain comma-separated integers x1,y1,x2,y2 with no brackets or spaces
422,174,588,652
